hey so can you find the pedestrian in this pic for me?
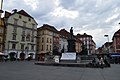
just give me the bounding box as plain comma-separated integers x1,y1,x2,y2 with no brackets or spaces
92,58,96,67
99,57,104,69
104,58,110,67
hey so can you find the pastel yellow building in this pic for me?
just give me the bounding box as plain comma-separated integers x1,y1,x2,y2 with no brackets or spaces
75,38,82,53
0,18,5,52
37,24,53,54
37,24,55,60
4,9,37,60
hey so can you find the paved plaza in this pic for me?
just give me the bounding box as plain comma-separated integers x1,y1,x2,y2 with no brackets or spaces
0,61,120,80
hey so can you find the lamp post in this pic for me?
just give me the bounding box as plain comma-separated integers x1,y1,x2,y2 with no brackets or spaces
104,35,109,53
0,0,3,17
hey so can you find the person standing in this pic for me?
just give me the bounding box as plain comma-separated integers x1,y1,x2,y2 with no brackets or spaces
99,57,104,69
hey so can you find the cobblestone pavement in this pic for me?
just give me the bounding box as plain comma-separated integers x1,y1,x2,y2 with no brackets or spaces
0,61,120,80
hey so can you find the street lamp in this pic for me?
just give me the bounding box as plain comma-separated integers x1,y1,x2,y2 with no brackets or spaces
104,35,109,53
0,0,3,17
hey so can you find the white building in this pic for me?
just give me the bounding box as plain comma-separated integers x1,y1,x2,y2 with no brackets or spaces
58,29,69,53
4,9,37,60
77,33,96,55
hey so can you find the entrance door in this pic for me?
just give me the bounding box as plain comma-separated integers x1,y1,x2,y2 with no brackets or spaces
9,52,16,61
20,53,25,60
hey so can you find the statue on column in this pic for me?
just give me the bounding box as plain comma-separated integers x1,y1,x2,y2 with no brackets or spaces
67,27,76,52
70,27,73,39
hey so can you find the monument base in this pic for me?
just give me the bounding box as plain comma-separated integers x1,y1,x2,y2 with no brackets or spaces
60,52,76,63
67,39,76,52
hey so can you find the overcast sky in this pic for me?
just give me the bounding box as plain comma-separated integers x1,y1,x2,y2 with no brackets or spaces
2,0,120,48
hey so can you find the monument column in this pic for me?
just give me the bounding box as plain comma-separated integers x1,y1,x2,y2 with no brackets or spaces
67,27,76,52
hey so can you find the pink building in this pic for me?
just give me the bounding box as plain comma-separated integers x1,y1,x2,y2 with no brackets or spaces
76,33,96,55
112,29,120,53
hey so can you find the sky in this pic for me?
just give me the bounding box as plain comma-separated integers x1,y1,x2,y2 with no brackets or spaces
2,0,120,48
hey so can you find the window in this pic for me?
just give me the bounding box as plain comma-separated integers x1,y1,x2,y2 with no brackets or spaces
0,28,3,33
12,43,16,49
0,44,1,50
19,15,22,19
28,18,31,21
41,45,44,50
32,24,35,29
59,44,60,49
22,30,25,35
46,45,48,50
42,37,44,43
23,21,26,27
50,38,52,43
31,36,34,42
26,34,30,41
14,19,18,25
21,36,25,41
13,27,17,33
25,46,29,51
31,31,34,42
31,45,34,51
21,30,25,41
117,45,120,49
21,44,24,50
0,37,2,42
47,38,49,43
50,45,51,51
42,31,44,35
54,38,55,41
12,34,16,40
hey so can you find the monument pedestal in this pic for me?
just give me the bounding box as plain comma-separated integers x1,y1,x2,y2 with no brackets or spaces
60,52,76,63
60,27,77,63
67,39,76,52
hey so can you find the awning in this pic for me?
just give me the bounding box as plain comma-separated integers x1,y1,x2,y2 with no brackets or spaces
40,51,45,54
0,52,4,55
111,55,120,57
29,53,34,55
111,53,120,57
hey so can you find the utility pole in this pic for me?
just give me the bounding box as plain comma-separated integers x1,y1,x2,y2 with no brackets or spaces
0,0,3,17
104,35,109,53
0,0,3,9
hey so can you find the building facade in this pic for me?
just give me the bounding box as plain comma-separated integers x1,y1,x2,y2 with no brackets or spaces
76,33,96,55
75,38,82,53
0,18,5,52
112,29,120,53
58,29,70,53
37,24,53,54
52,26,59,54
4,9,37,60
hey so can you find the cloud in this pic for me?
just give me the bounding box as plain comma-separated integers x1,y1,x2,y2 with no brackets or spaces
2,0,120,48
51,7,79,19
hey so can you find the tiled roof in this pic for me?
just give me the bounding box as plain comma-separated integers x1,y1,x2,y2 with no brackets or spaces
76,33,92,38
4,11,11,18
112,29,120,40
4,9,37,25
104,42,112,47
37,24,58,33
58,29,70,39
4,9,33,19
17,10,33,18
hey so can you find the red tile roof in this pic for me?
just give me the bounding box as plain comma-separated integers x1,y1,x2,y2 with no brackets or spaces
37,24,58,33
4,9,33,19
76,33,92,38
17,10,33,18
4,11,11,18
112,29,120,40
58,29,70,39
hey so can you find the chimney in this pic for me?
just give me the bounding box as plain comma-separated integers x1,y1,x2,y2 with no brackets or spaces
12,9,17,13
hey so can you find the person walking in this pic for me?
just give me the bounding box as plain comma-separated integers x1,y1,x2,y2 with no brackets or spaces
99,57,104,69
